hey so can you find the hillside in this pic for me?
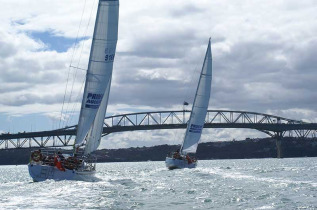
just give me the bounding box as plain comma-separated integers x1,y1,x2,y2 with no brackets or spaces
0,137,316,165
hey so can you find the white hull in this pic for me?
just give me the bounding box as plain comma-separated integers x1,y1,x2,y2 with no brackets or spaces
28,163,95,182
165,157,197,170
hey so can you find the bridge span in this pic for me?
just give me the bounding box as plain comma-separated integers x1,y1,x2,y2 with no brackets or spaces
1,110,317,154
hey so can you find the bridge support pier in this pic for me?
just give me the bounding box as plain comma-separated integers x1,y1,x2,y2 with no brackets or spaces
275,132,283,158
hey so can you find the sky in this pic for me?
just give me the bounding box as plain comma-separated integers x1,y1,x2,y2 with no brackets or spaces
0,0,316,149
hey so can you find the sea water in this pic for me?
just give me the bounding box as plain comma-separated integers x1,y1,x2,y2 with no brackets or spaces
0,158,316,209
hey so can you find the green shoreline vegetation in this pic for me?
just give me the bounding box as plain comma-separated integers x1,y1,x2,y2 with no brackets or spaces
0,137,316,165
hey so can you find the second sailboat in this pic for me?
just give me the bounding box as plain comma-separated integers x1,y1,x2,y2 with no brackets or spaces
165,39,212,169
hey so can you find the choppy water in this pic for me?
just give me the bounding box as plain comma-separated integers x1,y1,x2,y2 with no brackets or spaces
0,158,316,209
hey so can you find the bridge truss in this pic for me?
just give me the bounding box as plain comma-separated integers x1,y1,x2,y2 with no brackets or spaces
1,110,317,149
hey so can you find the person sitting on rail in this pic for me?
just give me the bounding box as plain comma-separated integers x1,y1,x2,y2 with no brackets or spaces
173,149,181,159
38,149,47,162
30,149,43,162
186,154,192,164
54,154,66,171
57,151,65,162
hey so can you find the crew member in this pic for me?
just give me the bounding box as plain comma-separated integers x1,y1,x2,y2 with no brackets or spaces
54,154,66,172
186,154,192,164
173,149,181,159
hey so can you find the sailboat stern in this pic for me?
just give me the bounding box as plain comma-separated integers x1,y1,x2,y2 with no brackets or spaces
165,157,197,170
28,163,96,182
28,163,76,182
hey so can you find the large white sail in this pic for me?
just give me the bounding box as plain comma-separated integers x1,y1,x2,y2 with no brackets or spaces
84,78,112,154
180,39,212,154
75,0,119,152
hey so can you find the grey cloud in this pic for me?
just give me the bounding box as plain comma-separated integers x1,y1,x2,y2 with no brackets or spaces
170,4,205,17
0,40,17,58
291,39,317,72
109,77,188,108
120,29,223,60
0,57,65,85
121,31,197,59
110,36,317,114
224,41,286,76
0,83,30,94
211,39,317,111
0,93,65,106
115,54,180,70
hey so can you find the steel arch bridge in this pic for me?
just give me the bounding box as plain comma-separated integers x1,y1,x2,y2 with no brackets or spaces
1,110,317,149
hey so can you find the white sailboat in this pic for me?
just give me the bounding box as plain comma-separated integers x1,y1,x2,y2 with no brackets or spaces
28,0,119,182
165,39,212,169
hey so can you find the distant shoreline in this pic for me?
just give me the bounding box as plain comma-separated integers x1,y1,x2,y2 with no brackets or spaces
0,137,316,165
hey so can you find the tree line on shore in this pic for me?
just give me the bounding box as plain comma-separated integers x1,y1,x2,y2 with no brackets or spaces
1,137,316,165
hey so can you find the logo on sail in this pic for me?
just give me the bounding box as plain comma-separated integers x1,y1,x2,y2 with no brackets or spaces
189,124,203,133
85,93,104,109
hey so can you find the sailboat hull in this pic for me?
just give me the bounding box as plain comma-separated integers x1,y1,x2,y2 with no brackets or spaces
165,157,197,170
28,163,96,182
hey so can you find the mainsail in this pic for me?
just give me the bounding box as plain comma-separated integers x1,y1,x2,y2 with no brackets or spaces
180,39,212,154
75,0,119,154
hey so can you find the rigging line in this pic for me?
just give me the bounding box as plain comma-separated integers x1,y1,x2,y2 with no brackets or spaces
183,55,201,109
64,77,86,127
62,0,96,128
58,0,87,129
70,65,87,71
61,0,91,129
185,43,207,103
62,66,86,128
63,0,97,128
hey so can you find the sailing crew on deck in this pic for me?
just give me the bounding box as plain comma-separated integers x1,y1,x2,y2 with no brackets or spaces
186,155,192,164
54,154,66,171
57,151,65,161
39,149,47,162
173,149,181,159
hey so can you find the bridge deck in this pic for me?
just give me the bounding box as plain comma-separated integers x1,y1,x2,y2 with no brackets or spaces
1,110,316,149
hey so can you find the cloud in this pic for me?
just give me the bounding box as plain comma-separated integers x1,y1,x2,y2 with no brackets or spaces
267,108,317,123
101,129,184,149
0,40,17,58
99,127,269,149
45,112,69,122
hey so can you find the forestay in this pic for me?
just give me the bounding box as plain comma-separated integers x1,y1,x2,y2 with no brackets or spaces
75,0,119,154
180,39,212,154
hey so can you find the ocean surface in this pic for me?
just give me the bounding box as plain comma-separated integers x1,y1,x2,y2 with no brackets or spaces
0,158,316,209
